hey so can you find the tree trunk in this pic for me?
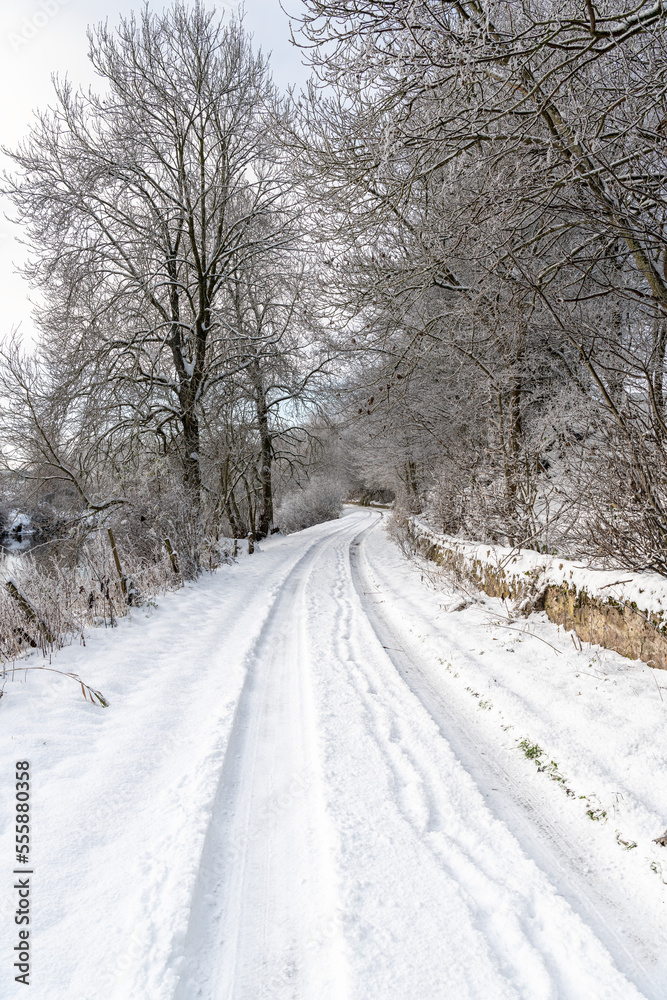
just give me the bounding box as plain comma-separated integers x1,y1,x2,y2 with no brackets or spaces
606,287,626,411
252,360,274,539
224,485,246,539
181,406,201,503
651,318,667,442
507,376,522,499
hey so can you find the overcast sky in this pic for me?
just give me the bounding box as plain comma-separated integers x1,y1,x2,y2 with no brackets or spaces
0,0,310,343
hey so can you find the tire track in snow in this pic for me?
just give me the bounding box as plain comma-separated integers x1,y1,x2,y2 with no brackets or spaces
170,508,660,999
347,513,662,999
326,535,568,997
172,518,361,1000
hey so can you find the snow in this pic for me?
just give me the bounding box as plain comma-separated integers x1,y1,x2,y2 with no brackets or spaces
1,512,34,553
412,516,667,619
1,508,666,998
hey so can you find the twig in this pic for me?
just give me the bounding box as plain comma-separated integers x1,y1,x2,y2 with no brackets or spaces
3,665,109,707
651,667,664,702
489,621,563,654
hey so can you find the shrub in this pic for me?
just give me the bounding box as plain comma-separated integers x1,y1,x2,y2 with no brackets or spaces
276,477,344,534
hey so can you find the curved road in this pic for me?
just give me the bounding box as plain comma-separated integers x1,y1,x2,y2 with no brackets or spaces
172,508,663,1000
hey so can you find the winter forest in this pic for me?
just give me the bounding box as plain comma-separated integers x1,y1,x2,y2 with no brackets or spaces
2,0,667,646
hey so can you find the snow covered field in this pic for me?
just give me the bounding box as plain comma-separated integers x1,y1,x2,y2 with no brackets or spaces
1,507,667,999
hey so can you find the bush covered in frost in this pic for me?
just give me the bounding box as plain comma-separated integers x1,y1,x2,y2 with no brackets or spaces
276,477,344,534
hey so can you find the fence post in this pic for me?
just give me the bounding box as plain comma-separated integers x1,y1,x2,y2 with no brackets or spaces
107,528,128,600
164,537,180,575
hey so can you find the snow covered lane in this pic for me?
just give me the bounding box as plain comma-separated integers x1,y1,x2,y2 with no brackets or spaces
173,525,349,1000
1,508,662,999
306,513,650,1000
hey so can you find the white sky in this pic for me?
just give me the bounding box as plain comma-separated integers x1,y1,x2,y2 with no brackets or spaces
0,0,310,344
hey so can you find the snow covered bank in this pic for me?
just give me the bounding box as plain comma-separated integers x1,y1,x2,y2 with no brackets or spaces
360,519,667,996
408,517,667,669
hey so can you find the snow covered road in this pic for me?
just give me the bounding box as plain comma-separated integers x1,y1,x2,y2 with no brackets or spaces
2,508,667,999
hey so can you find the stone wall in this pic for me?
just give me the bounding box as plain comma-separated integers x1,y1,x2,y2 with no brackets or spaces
542,585,667,669
407,522,667,670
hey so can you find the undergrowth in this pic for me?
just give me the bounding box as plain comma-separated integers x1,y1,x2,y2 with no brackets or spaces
0,523,235,705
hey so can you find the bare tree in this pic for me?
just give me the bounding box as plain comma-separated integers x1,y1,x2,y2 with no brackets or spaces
289,0,667,566
4,4,293,504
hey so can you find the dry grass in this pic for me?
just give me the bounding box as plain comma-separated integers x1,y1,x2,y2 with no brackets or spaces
0,528,209,665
